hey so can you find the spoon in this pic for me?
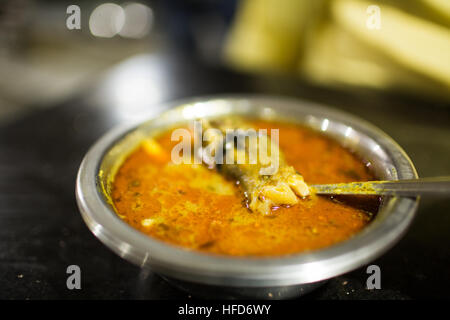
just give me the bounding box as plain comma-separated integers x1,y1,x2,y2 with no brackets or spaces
310,176,450,197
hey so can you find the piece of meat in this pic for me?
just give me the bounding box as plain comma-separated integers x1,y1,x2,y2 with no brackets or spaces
200,118,310,214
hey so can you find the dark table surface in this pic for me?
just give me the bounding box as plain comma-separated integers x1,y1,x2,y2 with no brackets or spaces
1,52,449,300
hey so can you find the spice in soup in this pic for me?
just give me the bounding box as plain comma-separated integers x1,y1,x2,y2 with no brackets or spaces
111,120,379,256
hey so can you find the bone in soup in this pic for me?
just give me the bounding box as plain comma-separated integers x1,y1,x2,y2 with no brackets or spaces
111,119,379,256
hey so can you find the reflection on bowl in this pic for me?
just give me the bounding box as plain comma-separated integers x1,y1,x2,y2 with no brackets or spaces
76,95,418,299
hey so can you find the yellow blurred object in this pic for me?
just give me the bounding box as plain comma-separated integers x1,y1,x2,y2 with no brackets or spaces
333,0,450,87
301,23,449,98
224,0,315,73
224,0,450,99
423,0,450,20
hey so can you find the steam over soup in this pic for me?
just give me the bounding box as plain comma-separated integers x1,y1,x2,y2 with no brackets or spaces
111,119,379,256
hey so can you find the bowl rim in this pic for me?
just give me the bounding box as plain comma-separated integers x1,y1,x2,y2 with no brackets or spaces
76,94,419,287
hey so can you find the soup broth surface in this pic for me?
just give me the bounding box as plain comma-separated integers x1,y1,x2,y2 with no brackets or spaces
111,120,379,256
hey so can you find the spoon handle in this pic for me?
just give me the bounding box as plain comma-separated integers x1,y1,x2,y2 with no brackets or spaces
310,176,450,197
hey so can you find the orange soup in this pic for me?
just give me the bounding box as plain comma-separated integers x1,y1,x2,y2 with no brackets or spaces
111,120,379,256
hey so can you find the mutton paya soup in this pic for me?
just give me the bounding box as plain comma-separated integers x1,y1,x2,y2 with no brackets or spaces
111,117,380,256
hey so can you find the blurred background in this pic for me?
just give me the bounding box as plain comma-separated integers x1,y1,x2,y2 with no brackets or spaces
1,0,450,299
0,0,449,124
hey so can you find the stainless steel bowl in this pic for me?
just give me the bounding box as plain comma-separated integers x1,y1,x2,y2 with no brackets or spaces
76,95,419,299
